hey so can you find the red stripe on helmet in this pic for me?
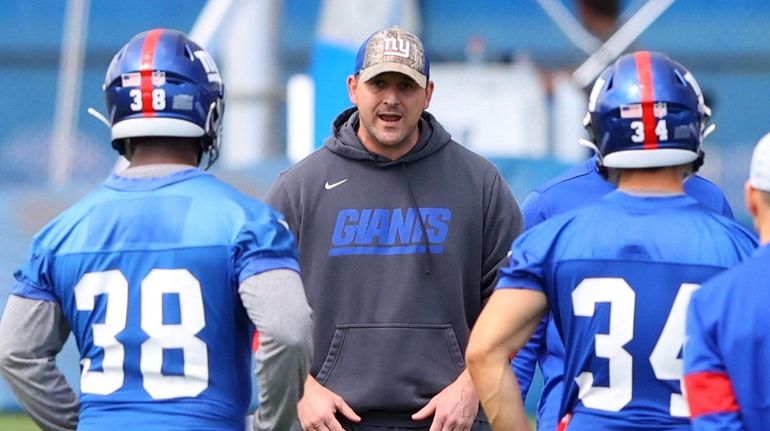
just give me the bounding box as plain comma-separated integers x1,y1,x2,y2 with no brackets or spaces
139,29,163,117
635,51,658,149
252,330,261,352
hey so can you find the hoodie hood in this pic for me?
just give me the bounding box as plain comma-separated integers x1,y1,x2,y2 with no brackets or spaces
324,107,453,166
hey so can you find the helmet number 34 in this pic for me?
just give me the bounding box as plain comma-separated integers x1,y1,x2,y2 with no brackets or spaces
630,119,668,143
129,88,167,111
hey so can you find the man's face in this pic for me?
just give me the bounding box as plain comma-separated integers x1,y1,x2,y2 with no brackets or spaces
348,71,433,160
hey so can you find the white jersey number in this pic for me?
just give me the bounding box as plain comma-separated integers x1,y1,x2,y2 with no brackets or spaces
630,119,669,143
75,269,208,399
129,88,166,111
571,277,699,416
75,270,128,395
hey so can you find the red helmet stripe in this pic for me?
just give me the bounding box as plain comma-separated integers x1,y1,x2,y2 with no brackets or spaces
139,29,163,117
635,51,658,149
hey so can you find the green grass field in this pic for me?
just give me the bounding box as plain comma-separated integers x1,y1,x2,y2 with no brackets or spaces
0,412,38,430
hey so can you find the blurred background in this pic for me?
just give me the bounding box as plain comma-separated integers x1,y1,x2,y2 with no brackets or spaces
1,0,769,426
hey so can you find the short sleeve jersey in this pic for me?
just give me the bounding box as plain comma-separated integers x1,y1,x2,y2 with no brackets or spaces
12,169,299,431
498,191,756,430
685,245,770,431
512,157,735,430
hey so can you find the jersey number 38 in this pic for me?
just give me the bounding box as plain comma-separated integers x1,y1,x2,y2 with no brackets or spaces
74,269,208,399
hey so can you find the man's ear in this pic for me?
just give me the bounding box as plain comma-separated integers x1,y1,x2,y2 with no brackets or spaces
347,75,358,104
423,80,434,110
745,181,759,218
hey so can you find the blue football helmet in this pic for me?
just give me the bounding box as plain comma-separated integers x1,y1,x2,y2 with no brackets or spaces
583,51,712,170
103,29,224,167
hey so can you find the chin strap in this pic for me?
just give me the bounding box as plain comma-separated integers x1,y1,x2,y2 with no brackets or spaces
200,144,219,170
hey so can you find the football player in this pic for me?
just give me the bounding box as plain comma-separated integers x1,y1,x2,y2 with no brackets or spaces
510,55,734,431
0,29,312,431
466,51,757,430
684,132,770,431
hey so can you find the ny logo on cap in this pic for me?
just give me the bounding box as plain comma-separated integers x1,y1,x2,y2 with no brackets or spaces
382,37,411,58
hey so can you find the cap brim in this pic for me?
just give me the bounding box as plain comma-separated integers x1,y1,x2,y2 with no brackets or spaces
358,62,427,88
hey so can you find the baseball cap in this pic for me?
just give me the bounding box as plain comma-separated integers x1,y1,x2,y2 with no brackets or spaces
353,26,430,89
750,132,770,192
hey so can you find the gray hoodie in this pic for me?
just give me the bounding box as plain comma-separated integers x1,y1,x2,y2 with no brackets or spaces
265,108,522,427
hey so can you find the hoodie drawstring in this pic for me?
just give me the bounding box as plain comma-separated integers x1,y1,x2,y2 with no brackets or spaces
401,163,432,275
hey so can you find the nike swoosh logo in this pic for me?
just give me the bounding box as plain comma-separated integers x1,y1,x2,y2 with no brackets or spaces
324,178,348,190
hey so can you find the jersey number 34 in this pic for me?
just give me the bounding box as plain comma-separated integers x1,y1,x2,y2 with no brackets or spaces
572,277,699,417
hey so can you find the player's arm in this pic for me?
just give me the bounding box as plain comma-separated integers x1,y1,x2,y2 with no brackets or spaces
407,172,521,431
466,288,547,431
0,295,78,431
683,293,742,431
239,269,313,431
510,314,547,398
509,190,549,399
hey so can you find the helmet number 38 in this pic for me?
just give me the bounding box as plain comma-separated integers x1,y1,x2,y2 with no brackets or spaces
129,88,166,111
630,119,668,143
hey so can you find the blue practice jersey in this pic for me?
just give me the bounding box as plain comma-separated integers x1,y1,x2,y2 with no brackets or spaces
513,157,735,430
684,244,770,431
499,191,755,430
11,168,300,431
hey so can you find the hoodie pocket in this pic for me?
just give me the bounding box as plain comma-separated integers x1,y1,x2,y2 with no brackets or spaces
315,323,466,412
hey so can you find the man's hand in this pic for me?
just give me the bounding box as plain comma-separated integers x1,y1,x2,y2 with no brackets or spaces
297,376,361,431
412,370,479,431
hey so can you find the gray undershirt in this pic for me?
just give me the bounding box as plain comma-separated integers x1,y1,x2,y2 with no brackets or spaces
0,269,312,431
239,270,313,431
0,296,78,431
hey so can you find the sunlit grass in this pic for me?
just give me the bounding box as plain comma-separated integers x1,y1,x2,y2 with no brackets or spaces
0,412,38,430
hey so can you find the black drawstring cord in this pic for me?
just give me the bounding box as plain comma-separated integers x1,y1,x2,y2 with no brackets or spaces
401,163,432,275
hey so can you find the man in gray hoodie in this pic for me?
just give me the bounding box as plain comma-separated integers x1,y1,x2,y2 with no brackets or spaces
265,26,522,431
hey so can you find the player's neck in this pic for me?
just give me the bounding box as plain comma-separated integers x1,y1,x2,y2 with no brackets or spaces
128,155,197,168
615,167,685,194
754,213,770,245
127,140,200,168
